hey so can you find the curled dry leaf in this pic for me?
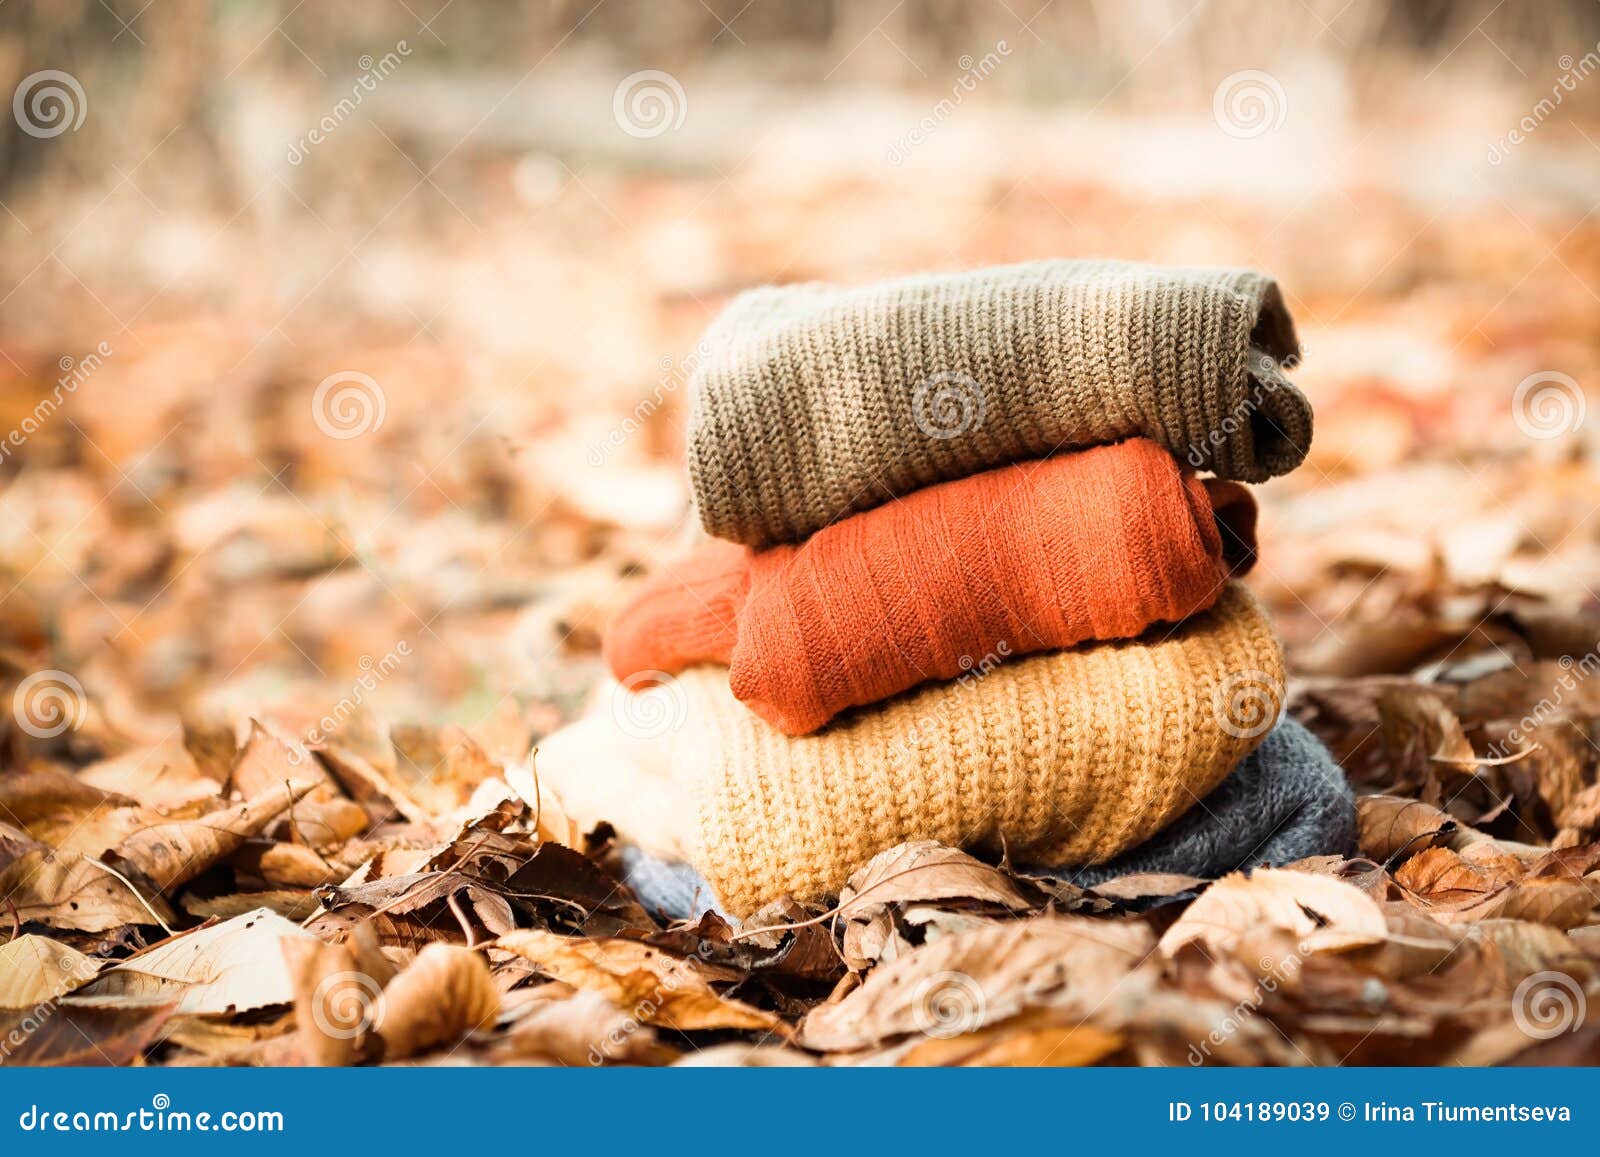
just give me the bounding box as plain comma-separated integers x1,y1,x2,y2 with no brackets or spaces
1395,844,1525,900
1357,795,1467,861
838,841,1037,916
837,841,1037,970
0,850,175,932
0,769,137,842
495,929,784,1034
800,916,1154,1053
75,742,221,811
1082,872,1208,901
229,722,364,848
895,1010,1124,1067
0,1001,177,1068
0,935,100,1008
282,936,376,1067
1395,845,1600,928
228,720,333,798
232,841,351,890
1158,868,1389,958
318,744,430,823
501,988,679,1066
113,780,319,892
372,943,499,1060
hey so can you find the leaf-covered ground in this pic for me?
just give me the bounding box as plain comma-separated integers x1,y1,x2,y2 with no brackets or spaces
4,49,1600,1064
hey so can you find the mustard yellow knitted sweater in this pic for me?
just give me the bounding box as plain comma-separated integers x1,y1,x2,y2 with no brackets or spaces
538,582,1284,917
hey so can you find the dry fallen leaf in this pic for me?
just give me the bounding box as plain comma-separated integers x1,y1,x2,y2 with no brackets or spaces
838,841,1037,916
0,935,101,1008
1158,868,1389,957
1394,845,1600,928
495,929,785,1034
282,936,375,1067
896,1010,1124,1067
372,943,500,1060
69,908,314,1015
836,841,1037,970
0,849,175,932
0,1001,177,1067
113,780,319,892
499,987,679,1066
801,916,1153,1053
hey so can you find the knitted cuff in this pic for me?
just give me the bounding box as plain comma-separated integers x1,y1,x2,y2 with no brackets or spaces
603,539,748,683
1200,477,1259,573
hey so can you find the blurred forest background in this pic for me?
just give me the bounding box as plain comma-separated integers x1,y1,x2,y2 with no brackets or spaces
1,0,1599,808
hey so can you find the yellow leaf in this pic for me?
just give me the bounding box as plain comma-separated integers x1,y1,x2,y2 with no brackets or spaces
0,935,100,1009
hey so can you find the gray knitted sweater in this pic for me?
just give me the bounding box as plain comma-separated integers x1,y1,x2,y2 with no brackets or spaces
617,717,1354,922
687,260,1311,546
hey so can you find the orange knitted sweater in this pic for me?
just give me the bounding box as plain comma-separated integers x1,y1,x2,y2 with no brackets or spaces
606,438,1257,734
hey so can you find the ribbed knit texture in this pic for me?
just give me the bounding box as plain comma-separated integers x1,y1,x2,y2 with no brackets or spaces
1057,715,1355,888
607,439,1258,734
687,259,1309,546
618,717,1353,922
540,582,1284,917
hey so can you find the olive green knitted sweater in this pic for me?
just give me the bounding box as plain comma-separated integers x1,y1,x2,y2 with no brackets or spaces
538,582,1285,917
687,259,1310,546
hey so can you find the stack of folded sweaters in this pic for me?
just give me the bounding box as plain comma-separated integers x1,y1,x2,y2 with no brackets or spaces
538,260,1356,921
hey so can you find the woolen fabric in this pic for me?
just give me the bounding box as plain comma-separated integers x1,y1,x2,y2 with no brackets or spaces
686,259,1309,546
606,438,1258,734
618,717,1354,922
1051,715,1355,888
539,582,1284,917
